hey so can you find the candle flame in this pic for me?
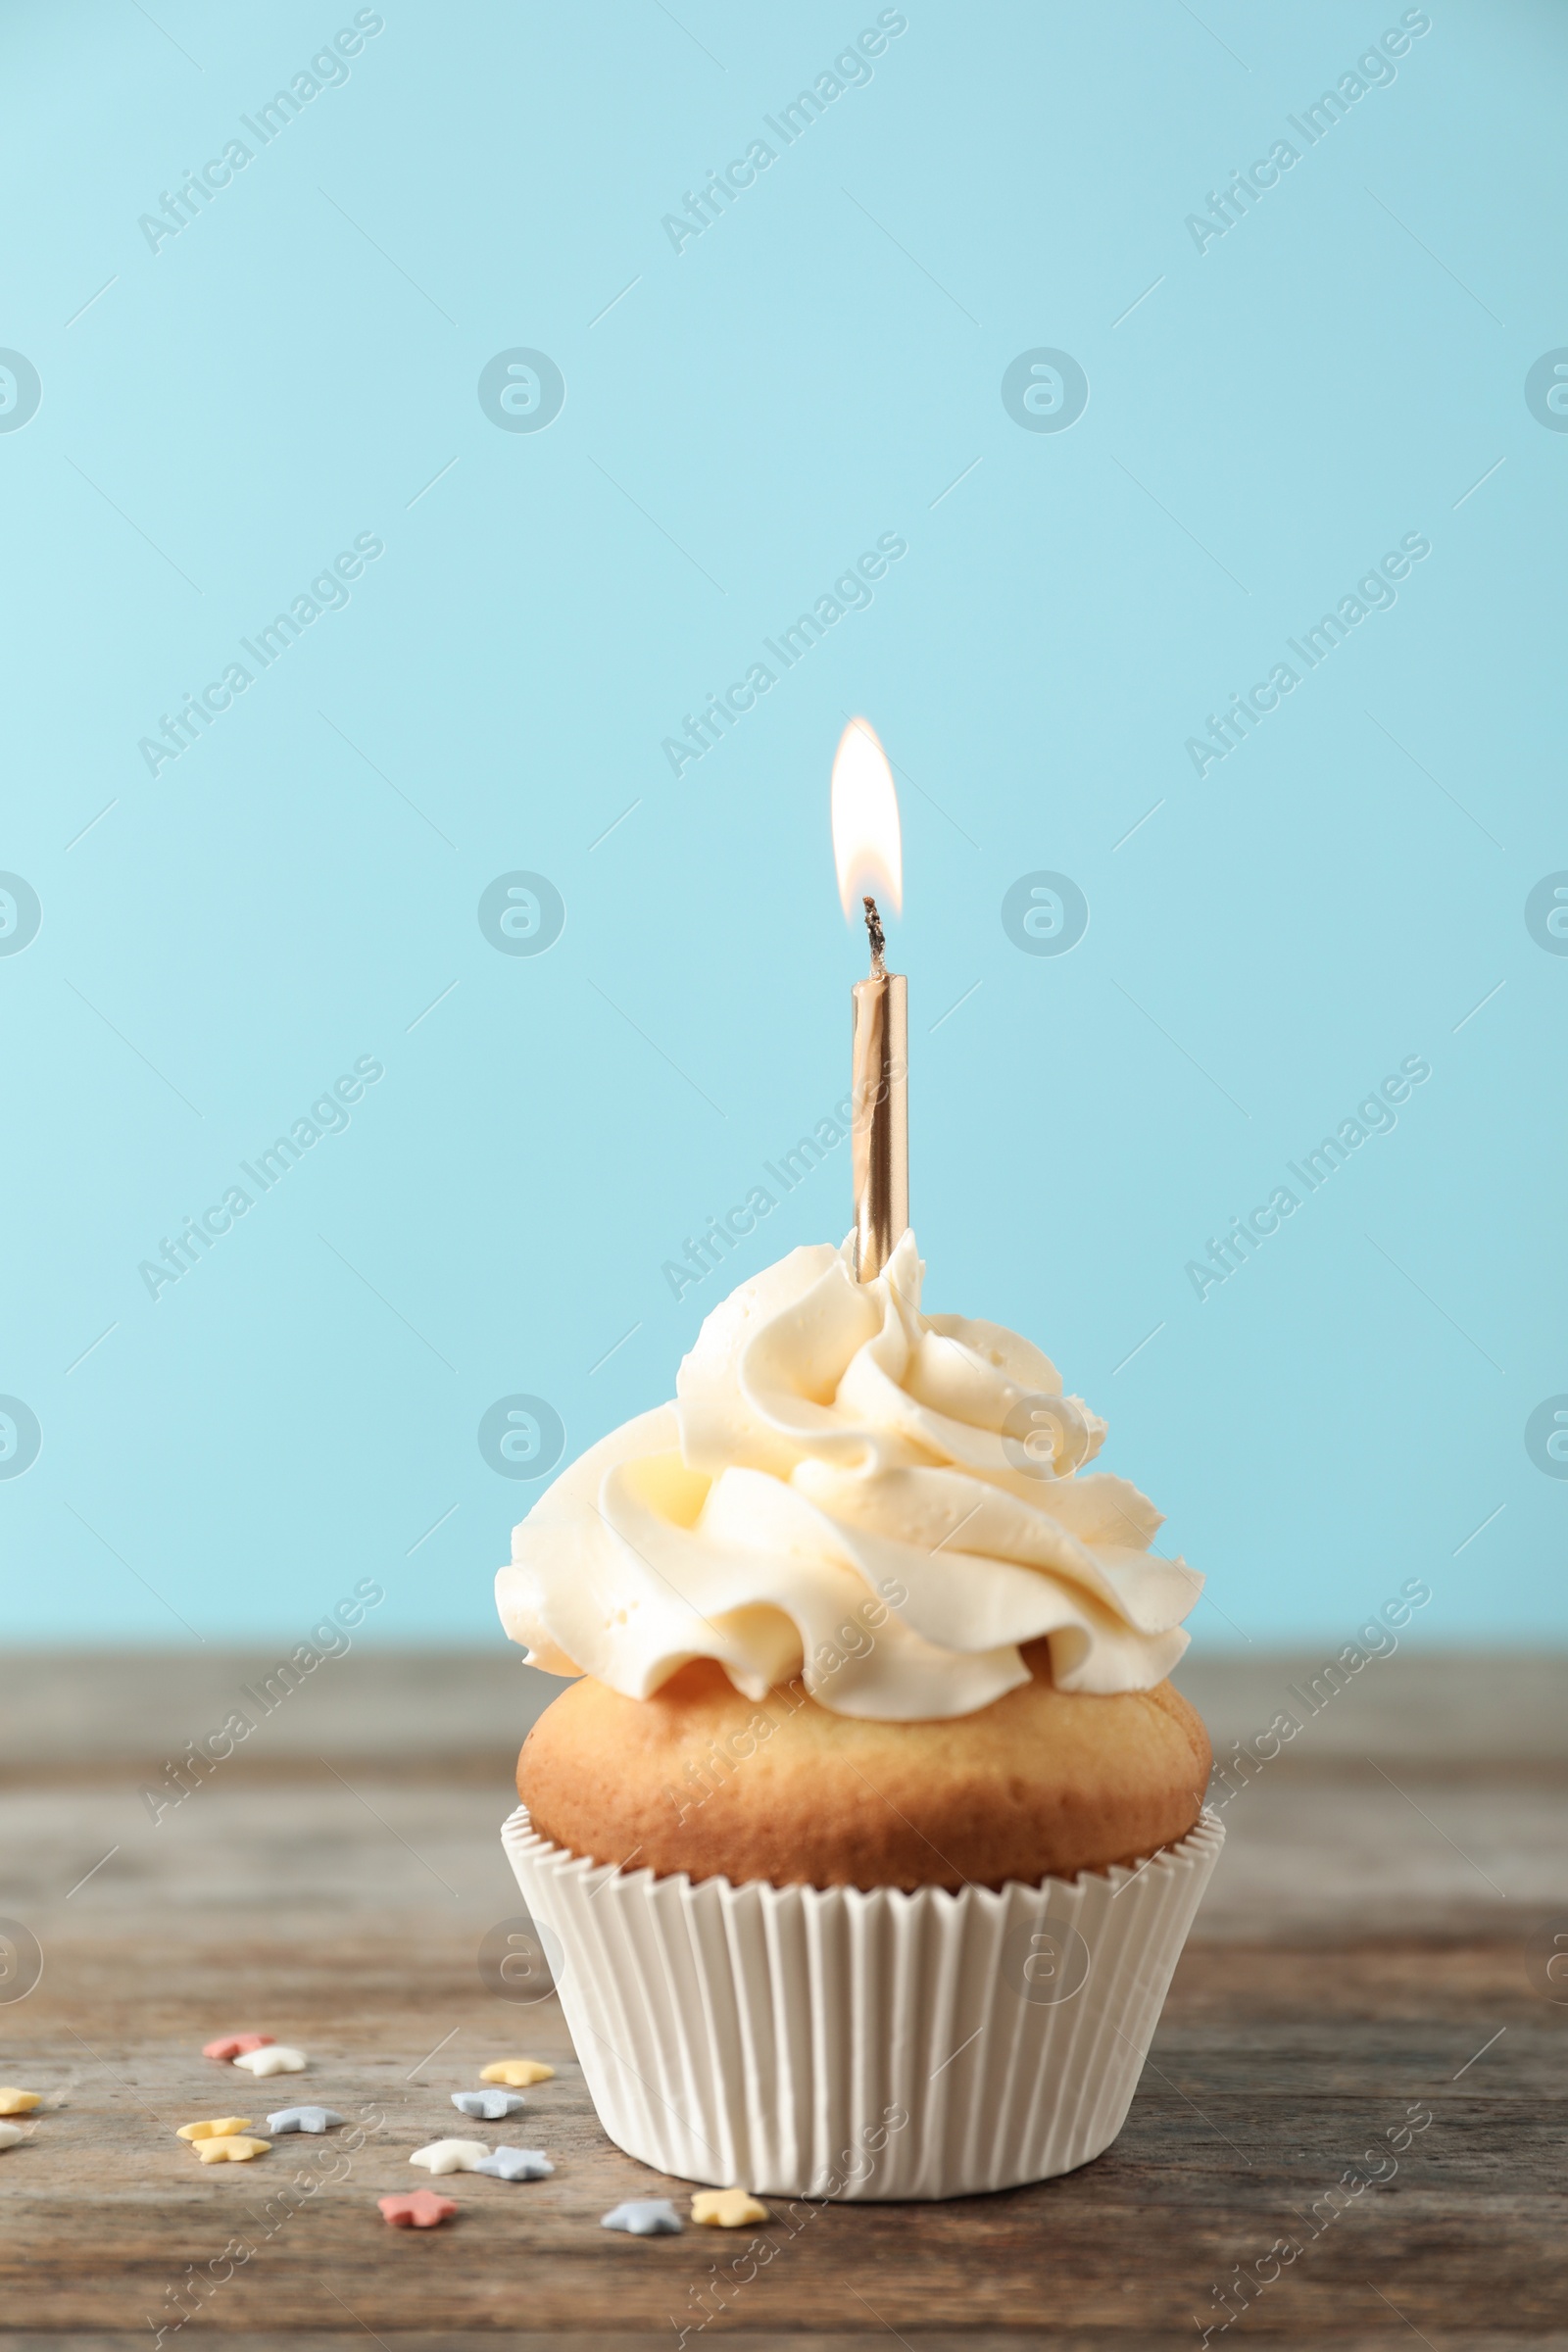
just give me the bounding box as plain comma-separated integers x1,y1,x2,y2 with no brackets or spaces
831,717,903,921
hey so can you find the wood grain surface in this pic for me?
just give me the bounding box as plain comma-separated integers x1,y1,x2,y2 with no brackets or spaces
1,1651,1563,2349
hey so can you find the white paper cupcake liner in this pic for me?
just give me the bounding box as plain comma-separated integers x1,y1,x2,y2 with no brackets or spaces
502,1803,1223,2200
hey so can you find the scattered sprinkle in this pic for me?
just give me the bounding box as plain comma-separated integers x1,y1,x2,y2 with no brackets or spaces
0,2090,42,2116
475,2145,553,2180
176,2118,254,2140
268,2105,345,2134
452,2088,526,2120
479,2059,555,2087
410,2138,490,2175
192,2134,270,2164
380,2189,457,2228
602,2198,682,2236
202,2034,273,2060
232,2044,307,2077
0,2124,26,2152
692,2187,769,2228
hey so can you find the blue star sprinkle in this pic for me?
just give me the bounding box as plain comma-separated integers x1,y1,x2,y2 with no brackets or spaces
475,2145,554,2180
266,2105,345,2134
602,2198,682,2236
451,2089,527,2120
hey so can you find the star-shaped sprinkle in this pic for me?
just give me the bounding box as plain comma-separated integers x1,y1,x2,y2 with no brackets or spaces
176,2118,254,2141
379,2190,457,2229
409,2139,489,2175
692,2188,769,2228
202,2034,272,2060
475,2145,553,2181
452,2088,526,2120
0,2124,26,2152
267,2105,344,2134
479,2059,555,2087
0,2090,41,2116
602,2198,682,2236
231,2044,307,2077
192,2134,270,2164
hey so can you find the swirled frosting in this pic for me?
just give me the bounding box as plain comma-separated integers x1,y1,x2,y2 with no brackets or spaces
496,1233,1200,1721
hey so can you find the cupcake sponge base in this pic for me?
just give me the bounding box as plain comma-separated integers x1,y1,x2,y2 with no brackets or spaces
517,1644,1211,1890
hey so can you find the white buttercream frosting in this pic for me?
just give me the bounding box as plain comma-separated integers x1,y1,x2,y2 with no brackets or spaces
496,1233,1200,1721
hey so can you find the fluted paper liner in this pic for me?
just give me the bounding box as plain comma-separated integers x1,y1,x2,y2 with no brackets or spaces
503,1804,1221,2200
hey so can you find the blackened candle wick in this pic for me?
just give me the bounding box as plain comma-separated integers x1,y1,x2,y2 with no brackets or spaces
862,894,886,978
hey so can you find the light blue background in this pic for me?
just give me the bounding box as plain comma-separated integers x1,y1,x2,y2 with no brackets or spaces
2,0,1562,1653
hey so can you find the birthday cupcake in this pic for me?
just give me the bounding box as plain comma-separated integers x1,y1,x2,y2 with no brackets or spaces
497,1232,1221,2199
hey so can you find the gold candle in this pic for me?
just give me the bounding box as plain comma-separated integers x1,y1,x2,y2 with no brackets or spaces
831,718,906,1283
851,897,907,1281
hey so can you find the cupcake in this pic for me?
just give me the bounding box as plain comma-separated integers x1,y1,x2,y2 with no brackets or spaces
497,1232,1220,2198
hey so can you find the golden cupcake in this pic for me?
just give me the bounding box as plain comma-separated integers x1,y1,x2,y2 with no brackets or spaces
498,1233,1221,2198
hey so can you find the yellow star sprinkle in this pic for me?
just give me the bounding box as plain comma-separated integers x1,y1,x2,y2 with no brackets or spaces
0,2090,41,2116
478,2059,555,2087
692,2188,769,2229
176,2118,254,2140
191,2134,270,2164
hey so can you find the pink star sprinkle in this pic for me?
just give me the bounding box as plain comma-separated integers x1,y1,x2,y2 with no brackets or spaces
379,2190,458,2229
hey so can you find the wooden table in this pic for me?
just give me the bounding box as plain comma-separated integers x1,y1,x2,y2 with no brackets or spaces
2,1649,1564,2349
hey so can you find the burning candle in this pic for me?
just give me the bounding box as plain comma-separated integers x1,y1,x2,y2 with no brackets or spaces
830,718,907,1282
